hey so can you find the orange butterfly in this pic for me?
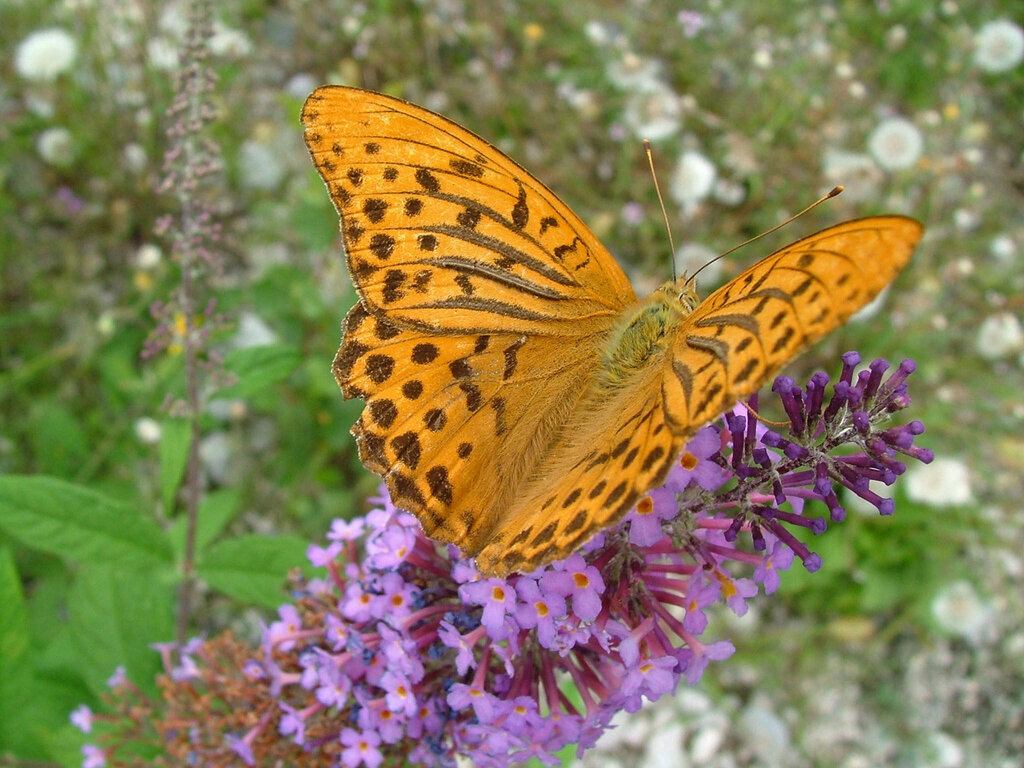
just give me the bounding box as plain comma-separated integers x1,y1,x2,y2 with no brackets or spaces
302,86,921,577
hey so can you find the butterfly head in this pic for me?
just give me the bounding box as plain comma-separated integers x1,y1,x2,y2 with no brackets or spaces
658,274,700,316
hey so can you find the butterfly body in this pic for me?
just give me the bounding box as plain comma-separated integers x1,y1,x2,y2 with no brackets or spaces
303,86,922,577
600,278,699,390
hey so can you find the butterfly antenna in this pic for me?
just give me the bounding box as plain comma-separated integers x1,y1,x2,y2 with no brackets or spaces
644,139,677,281
691,186,845,283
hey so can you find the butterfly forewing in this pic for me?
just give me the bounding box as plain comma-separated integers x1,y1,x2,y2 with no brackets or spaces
662,217,922,431
302,87,636,336
305,86,643,568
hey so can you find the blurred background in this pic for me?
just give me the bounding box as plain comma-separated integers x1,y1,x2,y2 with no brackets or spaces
2,1,1022,766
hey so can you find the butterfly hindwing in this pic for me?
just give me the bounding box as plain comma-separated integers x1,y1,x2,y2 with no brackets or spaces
336,300,604,557
475,378,680,575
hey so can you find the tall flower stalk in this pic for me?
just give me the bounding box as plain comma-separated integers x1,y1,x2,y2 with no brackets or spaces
145,0,226,644
76,354,933,767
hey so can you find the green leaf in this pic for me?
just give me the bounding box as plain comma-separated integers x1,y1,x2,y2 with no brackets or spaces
159,418,191,514
0,651,33,755
197,534,309,607
68,564,174,698
23,567,72,651
294,181,343,252
0,547,28,663
0,547,32,754
28,404,90,477
1,641,91,763
40,724,90,768
0,475,173,568
218,344,301,399
168,488,241,558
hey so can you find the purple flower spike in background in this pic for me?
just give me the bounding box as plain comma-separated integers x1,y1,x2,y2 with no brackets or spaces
76,353,932,766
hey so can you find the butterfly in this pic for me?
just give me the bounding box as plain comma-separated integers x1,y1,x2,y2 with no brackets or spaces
301,86,922,578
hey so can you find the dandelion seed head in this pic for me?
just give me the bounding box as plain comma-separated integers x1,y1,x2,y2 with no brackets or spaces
136,243,162,270
976,312,1024,359
886,24,908,49
15,28,77,82
931,581,993,643
234,312,277,349
712,177,746,207
670,150,716,207
822,149,882,202
739,698,791,760
36,127,75,166
239,140,286,190
953,207,980,231
147,37,179,70
973,19,1024,73
584,20,621,47
675,242,720,284
122,142,148,173
607,52,663,91
988,234,1015,261
621,80,682,141
867,117,923,171
752,46,772,69
199,432,233,485
210,24,253,57
134,417,162,445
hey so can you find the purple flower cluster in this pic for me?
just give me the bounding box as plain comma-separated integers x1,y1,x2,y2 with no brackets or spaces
257,489,740,767
75,354,932,768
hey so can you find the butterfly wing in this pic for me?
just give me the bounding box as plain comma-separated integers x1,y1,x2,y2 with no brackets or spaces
303,87,639,560
661,216,923,431
336,300,605,555
302,87,636,336
477,215,922,575
474,376,680,576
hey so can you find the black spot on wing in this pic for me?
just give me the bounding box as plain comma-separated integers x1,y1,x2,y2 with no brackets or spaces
369,399,397,428
416,168,440,192
426,465,453,505
365,354,394,384
391,431,422,470
382,269,406,303
511,185,529,230
363,198,387,223
449,158,484,177
370,234,395,259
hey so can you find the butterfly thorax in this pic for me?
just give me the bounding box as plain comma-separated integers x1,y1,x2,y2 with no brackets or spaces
598,277,699,390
